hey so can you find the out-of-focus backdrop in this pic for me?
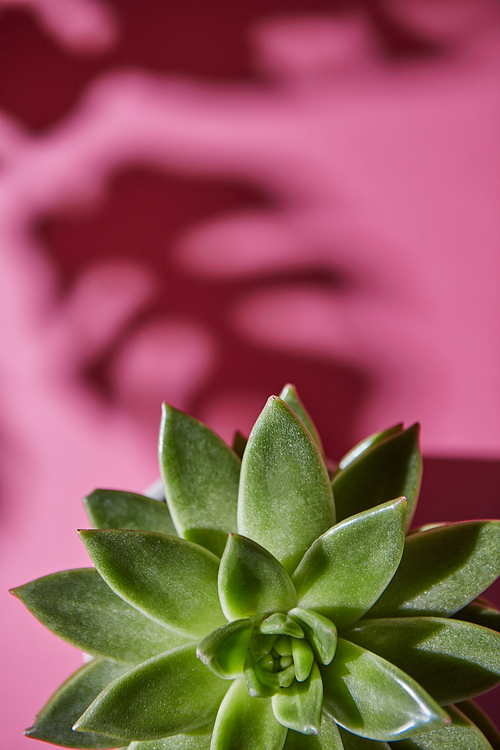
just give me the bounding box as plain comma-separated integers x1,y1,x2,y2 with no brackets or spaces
1,0,499,746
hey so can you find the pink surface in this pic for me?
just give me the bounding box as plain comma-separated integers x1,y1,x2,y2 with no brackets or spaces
1,1,499,747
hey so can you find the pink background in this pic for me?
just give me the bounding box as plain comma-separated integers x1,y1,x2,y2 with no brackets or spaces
0,0,499,746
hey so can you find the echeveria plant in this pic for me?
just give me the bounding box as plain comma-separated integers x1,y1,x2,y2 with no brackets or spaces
12,385,500,750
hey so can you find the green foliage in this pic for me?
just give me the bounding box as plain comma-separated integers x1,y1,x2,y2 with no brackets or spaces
11,384,500,750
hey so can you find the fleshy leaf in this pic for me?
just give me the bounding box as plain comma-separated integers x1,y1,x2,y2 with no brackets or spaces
388,703,494,749
332,424,421,529
452,598,500,633
455,700,500,749
292,499,406,630
366,522,500,618
25,658,127,748
129,723,212,749
344,617,500,705
279,383,324,454
211,677,287,750
337,425,403,471
238,396,335,573
83,489,178,536
258,613,305,638
218,534,297,621
321,638,447,741
11,568,191,664
243,654,276,697
79,530,225,638
75,646,229,741
289,608,338,665
197,619,254,678
292,638,315,681
272,662,323,734
159,404,240,557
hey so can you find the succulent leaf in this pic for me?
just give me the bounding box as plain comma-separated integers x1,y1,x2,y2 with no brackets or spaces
75,646,229,741
243,654,277,698
337,425,404,472
79,530,225,638
292,499,407,630
332,424,421,529
291,638,315,681
238,396,335,573
25,658,127,749
321,639,448,741
272,662,323,734
196,619,254,679
83,489,178,536
388,703,494,749
288,608,338,665
366,522,500,619
344,617,500,705
211,677,287,750
258,613,305,638
279,383,324,454
455,700,500,749
452,598,500,633
218,533,297,620
159,404,240,557
11,569,191,664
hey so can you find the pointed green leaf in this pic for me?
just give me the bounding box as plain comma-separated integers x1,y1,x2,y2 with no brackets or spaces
344,617,500,705
159,404,240,557
452,599,500,633
272,662,323,734
129,723,212,749
197,619,254,678
238,396,335,574
337,425,403,471
258,613,304,638
389,703,494,749
75,646,229,741
289,608,338,665
455,700,500,749
25,658,127,748
366,522,500,619
211,677,287,750
218,534,297,621
279,383,324,454
332,424,421,529
292,638,315,681
79,530,225,638
83,489,178,536
11,568,191,664
321,638,448,741
292,499,406,630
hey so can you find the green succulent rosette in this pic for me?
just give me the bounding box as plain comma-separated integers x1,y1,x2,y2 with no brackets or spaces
11,385,500,750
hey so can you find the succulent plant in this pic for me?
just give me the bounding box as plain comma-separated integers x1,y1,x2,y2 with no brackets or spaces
11,384,500,750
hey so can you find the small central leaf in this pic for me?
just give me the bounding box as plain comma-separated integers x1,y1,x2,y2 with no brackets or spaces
197,619,254,679
218,534,297,621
